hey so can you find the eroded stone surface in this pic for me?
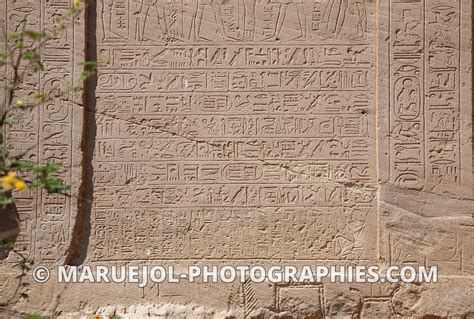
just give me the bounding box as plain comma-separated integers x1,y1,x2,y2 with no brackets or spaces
0,0,84,266
91,0,379,263
1,0,473,318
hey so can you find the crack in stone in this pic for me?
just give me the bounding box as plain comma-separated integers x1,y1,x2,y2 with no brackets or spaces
64,1,97,266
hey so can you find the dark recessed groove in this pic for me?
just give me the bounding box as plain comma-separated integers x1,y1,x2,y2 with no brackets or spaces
65,0,97,266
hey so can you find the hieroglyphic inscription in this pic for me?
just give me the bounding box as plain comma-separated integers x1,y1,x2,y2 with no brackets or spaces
0,0,472,315
99,0,368,43
5,0,82,264
424,1,461,185
388,0,463,189
382,0,473,277
92,0,378,261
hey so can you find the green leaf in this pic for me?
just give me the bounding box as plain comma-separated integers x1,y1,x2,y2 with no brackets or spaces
79,70,90,80
32,163,62,174
24,31,48,41
22,51,40,61
15,43,25,50
31,166,43,174
29,180,43,188
4,115,20,126
34,92,49,101
0,193,15,206
80,60,99,72
0,238,15,250
45,177,71,193
8,33,19,41
45,163,62,173
11,160,33,170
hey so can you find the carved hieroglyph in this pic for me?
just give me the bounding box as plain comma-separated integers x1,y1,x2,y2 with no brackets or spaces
92,0,379,262
377,0,473,278
0,0,473,317
1,0,84,265
381,0,472,192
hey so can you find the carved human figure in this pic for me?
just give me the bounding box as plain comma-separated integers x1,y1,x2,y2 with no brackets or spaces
133,0,169,41
396,78,419,119
242,0,258,40
334,209,367,257
101,0,121,40
264,0,307,41
190,0,228,41
320,0,367,39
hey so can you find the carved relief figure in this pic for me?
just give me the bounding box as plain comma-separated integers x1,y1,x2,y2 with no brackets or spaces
429,4,457,39
320,0,367,39
242,0,258,40
101,0,121,40
264,0,307,41
133,0,169,41
190,0,228,41
334,209,367,257
395,77,420,120
395,21,421,49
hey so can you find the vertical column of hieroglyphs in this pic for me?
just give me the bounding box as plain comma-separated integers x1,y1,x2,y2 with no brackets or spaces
424,1,462,186
92,0,378,262
388,0,467,190
5,0,82,265
383,0,473,276
388,0,425,190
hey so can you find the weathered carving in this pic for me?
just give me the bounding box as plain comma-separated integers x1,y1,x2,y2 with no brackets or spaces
0,0,472,317
3,0,83,265
91,0,378,262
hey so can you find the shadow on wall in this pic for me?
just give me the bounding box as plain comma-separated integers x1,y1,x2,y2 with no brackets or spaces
0,204,20,260
64,0,98,266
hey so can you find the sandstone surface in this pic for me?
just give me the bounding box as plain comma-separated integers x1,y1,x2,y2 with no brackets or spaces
0,0,472,318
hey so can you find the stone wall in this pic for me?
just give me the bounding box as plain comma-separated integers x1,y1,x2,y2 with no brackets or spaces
0,0,473,318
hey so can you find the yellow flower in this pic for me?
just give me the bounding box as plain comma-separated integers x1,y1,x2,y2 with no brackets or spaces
1,172,26,191
2,180,13,191
15,180,26,191
1,172,17,191
3,172,17,185
15,99,25,106
73,0,80,7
